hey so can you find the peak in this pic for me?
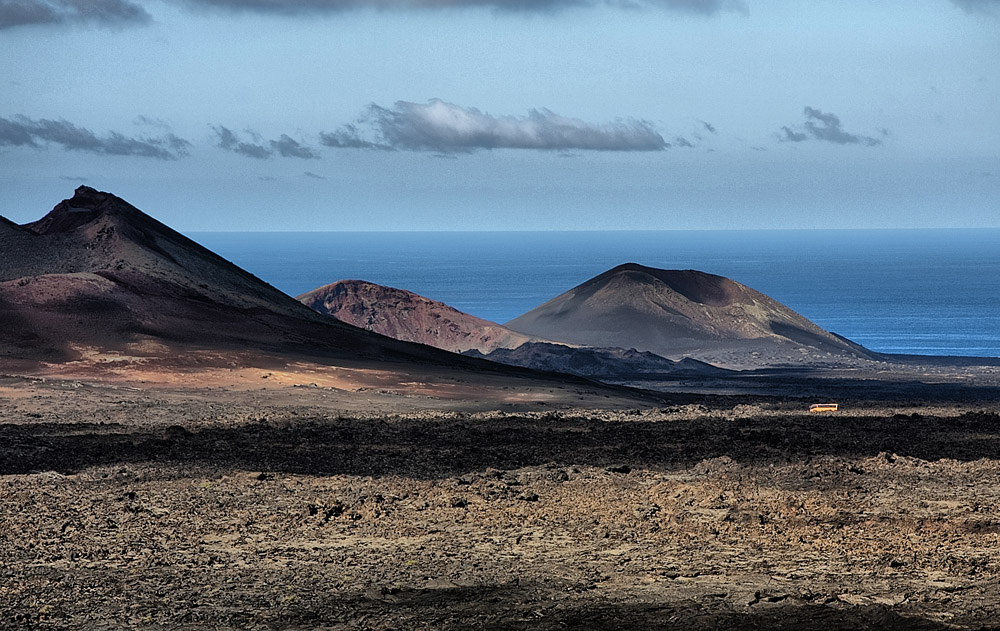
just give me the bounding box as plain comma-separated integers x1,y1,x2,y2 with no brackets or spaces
305,279,414,297
608,262,648,273
74,184,101,196
605,263,714,280
591,264,739,307
24,187,137,235
65,185,115,210
300,280,437,310
337,279,389,290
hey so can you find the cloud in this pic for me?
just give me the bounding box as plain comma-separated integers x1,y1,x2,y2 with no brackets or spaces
213,125,271,158
0,0,150,30
303,171,326,179
321,99,667,153
777,107,882,147
134,115,173,130
1,0,744,30
0,115,190,159
0,0,744,31
778,126,808,143
272,134,320,159
950,0,1000,15
319,124,393,150
213,126,319,159
172,0,745,14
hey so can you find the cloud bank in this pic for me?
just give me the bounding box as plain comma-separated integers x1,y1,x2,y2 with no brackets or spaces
0,0,744,30
0,115,189,159
212,126,319,159
13,0,995,30
174,0,744,14
950,0,999,14
0,0,150,30
321,100,668,153
778,107,882,147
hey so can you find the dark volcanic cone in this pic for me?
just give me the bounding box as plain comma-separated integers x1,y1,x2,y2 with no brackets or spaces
0,187,495,368
3,187,306,313
505,263,873,363
299,280,536,354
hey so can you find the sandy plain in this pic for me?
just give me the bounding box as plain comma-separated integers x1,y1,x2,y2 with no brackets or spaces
4,360,1000,631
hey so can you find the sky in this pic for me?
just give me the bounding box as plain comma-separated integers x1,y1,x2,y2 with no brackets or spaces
0,0,998,231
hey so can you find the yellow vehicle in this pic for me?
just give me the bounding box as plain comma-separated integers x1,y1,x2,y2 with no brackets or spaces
809,403,839,412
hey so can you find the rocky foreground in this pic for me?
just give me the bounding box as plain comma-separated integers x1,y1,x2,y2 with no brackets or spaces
3,378,1000,630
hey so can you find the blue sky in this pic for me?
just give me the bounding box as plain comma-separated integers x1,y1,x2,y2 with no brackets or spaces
1,0,997,230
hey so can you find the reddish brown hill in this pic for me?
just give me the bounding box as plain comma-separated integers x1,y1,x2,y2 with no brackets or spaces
298,280,535,354
505,263,873,364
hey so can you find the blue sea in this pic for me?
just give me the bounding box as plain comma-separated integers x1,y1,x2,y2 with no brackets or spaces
192,230,1000,358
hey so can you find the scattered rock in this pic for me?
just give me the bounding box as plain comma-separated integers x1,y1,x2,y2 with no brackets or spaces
633,504,660,520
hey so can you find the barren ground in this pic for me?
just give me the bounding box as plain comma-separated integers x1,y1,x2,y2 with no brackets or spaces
3,372,1000,630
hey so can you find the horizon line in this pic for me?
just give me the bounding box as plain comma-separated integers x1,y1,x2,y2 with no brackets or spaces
186,226,1000,234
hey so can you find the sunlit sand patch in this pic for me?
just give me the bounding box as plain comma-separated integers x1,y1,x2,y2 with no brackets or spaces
26,352,490,399
63,344,152,365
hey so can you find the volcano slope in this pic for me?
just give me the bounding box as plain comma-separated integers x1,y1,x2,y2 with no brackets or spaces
505,263,875,368
298,279,536,354
0,187,651,406
0,186,386,366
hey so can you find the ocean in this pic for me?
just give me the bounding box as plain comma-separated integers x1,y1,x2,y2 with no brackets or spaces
191,229,1000,358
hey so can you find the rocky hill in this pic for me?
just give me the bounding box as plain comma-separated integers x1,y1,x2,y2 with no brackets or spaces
302,279,733,380
298,280,535,354
505,263,873,365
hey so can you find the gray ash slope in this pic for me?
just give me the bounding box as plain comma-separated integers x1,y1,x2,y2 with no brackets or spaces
505,263,875,365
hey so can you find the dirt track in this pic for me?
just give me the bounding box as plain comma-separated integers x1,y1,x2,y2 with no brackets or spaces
3,379,1000,630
